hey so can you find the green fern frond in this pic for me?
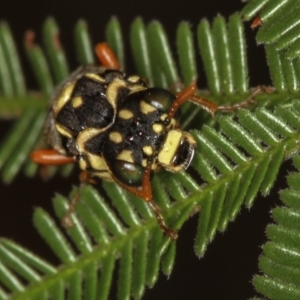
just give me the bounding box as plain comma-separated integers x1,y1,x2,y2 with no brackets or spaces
242,0,300,92
1,99,300,299
191,99,300,255
1,7,300,300
0,185,172,300
244,0,300,52
253,155,300,300
198,14,248,95
0,22,26,97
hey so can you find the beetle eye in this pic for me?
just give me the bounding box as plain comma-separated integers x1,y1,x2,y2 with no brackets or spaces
172,138,195,169
142,88,175,113
110,160,144,187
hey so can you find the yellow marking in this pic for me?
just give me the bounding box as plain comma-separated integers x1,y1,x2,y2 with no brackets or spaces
184,132,197,147
53,81,77,115
95,171,113,182
109,131,123,144
88,153,109,172
142,159,159,171
118,109,134,120
160,114,168,121
141,159,147,167
79,159,87,171
77,127,108,152
127,75,140,83
152,123,164,134
55,123,73,139
142,145,153,156
128,84,147,93
106,78,127,110
158,130,182,166
83,153,114,182
84,73,105,82
72,96,83,108
140,100,156,115
117,149,134,163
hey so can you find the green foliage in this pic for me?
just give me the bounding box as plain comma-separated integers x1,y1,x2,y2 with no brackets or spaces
242,0,300,92
1,1,300,298
253,156,300,300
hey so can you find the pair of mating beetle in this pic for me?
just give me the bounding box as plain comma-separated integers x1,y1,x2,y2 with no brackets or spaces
31,43,257,239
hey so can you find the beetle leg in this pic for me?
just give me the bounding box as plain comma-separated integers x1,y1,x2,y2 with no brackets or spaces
30,149,75,165
61,171,97,227
113,161,178,239
31,149,75,181
31,149,80,227
95,42,121,70
167,81,198,120
61,189,80,227
191,85,274,115
147,200,178,239
168,82,273,119
79,170,97,184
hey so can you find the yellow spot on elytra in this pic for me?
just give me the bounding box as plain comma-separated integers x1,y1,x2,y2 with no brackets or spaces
118,109,134,120
84,73,105,82
142,145,153,156
152,123,164,134
117,150,134,163
72,96,83,108
140,100,156,115
127,75,141,83
109,131,123,144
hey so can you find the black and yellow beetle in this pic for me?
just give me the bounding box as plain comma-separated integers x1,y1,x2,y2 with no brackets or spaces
31,43,257,239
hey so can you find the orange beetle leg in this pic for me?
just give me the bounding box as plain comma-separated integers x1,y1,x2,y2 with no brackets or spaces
95,42,121,69
62,172,97,228
168,81,198,120
192,85,274,115
30,149,75,165
61,188,80,228
168,81,221,118
168,82,271,119
113,161,178,239
79,170,97,184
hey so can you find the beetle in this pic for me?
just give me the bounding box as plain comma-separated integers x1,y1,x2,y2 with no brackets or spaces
31,43,259,239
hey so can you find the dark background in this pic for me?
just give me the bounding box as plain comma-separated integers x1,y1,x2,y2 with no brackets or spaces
0,1,286,299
